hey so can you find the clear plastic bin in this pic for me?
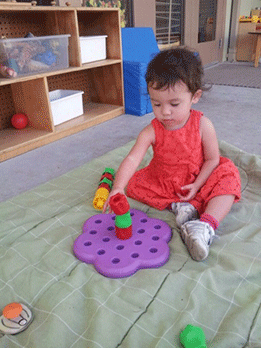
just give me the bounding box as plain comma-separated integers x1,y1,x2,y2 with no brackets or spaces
0,34,71,77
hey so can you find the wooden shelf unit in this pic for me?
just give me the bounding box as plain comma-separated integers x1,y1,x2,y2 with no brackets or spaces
0,6,125,161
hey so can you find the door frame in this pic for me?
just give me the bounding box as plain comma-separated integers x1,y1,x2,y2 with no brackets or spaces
227,0,241,61
184,0,227,65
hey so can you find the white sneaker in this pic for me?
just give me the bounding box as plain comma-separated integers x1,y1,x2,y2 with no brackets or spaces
171,202,198,227
180,220,215,261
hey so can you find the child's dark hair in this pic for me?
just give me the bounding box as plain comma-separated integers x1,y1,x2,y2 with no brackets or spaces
145,47,207,95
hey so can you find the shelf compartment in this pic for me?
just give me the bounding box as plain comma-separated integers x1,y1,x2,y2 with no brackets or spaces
0,77,53,161
0,103,124,162
11,78,54,132
0,127,52,161
0,10,80,67
77,9,122,60
47,67,125,137
47,64,124,110
55,103,124,134
0,10,62,38
89,64,124,106
0,78,53,132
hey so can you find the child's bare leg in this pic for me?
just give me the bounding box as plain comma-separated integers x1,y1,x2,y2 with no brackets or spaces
204,194,236,222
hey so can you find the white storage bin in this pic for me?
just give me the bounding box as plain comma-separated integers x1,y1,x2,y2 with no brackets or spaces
80,35,108,64
49,90,84,126
0,34,70,77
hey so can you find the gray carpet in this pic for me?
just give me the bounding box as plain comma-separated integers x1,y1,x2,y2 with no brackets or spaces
204,62,261,88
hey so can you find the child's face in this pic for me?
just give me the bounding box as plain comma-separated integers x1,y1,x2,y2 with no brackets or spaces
149,81,202,130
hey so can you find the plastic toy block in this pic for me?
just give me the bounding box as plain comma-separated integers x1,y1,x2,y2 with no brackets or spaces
100,177,113,188
99,182,111,191
102,167,115,177
93,168,115,211
180,325,207,348
93,187,109,210
73,209,172,278
100,172,114,182
109,193,130,215
110,193,132,240
115,211,132,229
115,225,132,240
0,303,33,335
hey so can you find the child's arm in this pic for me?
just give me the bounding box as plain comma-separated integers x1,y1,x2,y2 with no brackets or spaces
178,116,220,201
103,124,155,212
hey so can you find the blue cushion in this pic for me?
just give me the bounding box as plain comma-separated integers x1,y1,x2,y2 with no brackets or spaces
123,61,153,116
121,28,159,116
121,27,160,63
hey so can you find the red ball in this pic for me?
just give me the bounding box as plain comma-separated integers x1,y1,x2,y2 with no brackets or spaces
11,113,28,129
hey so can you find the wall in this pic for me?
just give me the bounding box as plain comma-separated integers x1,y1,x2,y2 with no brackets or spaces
133,0,156,33
240,0,261,16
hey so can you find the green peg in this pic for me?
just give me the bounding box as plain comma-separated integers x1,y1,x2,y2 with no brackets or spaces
99,177,113,188
103,167,115,177
180,325,207,348
115,211,132,228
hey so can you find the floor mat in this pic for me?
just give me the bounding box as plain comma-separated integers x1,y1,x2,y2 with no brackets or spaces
204,62,261,88
0,140,261,347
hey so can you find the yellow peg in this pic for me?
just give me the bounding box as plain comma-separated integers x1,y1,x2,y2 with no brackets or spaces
93,187,109,210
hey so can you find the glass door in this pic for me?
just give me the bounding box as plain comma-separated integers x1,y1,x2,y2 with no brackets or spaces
185,0,227,65
198,0,217,43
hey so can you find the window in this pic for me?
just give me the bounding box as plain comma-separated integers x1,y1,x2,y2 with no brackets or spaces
198,0,217,43
156,0,184,46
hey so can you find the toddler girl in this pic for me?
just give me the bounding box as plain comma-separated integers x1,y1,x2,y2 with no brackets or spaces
103,47,241,261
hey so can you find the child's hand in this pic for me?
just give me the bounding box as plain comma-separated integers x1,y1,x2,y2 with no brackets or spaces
102,188,125,213
177,184,198,201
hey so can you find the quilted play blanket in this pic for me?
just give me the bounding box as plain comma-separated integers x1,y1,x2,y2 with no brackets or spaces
0,140,261,348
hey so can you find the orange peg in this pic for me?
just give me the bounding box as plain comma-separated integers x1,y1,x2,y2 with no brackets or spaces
3,302,23,319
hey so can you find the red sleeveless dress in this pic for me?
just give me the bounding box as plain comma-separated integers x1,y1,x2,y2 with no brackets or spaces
126,110,241,215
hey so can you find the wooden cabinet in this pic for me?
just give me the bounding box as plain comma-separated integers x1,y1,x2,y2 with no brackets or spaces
236,22,257,61
0,6,124,161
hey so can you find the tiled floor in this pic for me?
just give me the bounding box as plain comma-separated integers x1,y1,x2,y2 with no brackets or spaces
0,65,260,203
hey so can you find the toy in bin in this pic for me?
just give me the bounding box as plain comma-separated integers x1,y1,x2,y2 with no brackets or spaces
0,32,70,78
0,63,17,78
0,302,33,335
93,167,115,210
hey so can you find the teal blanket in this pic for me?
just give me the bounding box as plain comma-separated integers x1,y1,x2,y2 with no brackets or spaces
0,140,261,347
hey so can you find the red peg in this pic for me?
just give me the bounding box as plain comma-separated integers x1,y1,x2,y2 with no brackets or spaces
115,225,132,240
110,193,130,215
